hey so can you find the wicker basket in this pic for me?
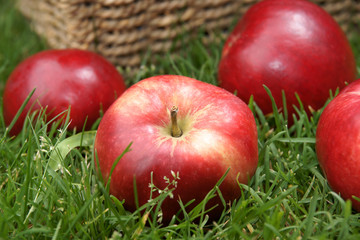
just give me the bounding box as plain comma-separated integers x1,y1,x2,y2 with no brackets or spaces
17,0,358,70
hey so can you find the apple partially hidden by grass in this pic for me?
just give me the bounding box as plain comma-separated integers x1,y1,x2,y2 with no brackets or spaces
316,80,360,211
94,75,258,222
218,0,357,122
3,49,127,135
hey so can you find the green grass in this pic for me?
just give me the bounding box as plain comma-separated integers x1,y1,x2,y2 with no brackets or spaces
1,1,360,239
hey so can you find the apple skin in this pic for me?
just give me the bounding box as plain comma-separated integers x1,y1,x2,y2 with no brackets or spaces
3,49,126,135
94,75,258,222
218,0,357,120
316,80,360,212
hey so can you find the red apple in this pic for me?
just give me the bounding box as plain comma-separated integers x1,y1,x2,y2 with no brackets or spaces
218,0,357,121
3,49,126,135
94,75,258,222
316,79,360,211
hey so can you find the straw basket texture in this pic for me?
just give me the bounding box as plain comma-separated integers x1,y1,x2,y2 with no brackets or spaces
17,0,358,70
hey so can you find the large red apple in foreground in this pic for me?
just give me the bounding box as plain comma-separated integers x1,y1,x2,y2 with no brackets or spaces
3,49,126,135
94,75,258,222
316,80,360,212
218,0,356,121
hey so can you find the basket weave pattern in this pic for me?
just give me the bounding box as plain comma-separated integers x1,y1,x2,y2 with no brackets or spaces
18,0,358,69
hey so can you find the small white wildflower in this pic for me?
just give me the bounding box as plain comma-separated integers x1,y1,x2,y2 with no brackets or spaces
171,170,176,178
33,150,41,161
157,210,163,223
57,128,64,138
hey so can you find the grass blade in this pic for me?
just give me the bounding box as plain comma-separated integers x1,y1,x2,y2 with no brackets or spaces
49,130,97,171
3,88,35,138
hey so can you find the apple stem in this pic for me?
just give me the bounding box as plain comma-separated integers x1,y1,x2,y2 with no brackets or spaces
171,106,182,138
